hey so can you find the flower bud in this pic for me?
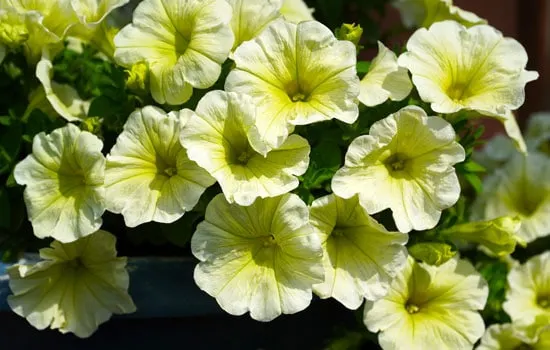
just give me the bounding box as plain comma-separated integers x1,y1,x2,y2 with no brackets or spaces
441,216,523,257
408,242,456,266
125,62,149,94
335,23,363,53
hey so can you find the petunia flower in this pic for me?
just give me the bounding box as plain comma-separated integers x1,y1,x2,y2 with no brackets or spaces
392,0,486,29
191,193,324,322
225,18,359,149
310,194,408,309
14,123,106,242
359,41,413,107
34,51,90,122
364,256,489,350
275,0,314,23
105,106,215,227
180,91,310,206
476,318,550,350
503,251,550,324
472,153,550,243
332,105,465,233
7,230,136,338
227,0,280,54
0,7,29,63
4,0,77,62
398,20,538,141
114,0,234,105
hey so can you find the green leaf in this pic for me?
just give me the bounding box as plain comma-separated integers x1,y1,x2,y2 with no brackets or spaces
0,187,10,229
301,140,342,190
0,121,22,174
464,173,483,194
463,161,486,173
356,61,370,74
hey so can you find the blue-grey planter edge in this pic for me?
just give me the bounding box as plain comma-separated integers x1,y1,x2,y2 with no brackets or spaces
0,255,224,318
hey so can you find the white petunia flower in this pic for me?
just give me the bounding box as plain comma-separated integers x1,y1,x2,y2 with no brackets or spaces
14,123,106,242
191,193,324,322
398,20,538,141
332,105,465,233
359,41,413,107
105,106,215,227
7,230,136,338
227,0,280,54
472,153,550,243
275,0,314,23
226,18,359,149
114,0,234,105
476,319,550,350
35,51,90,122
392,0,486,29
503,251,550,324
180,91,310,206
364,256,489,350
310,194,408,309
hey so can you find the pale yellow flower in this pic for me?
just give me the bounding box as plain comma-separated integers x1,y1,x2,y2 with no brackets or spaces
398,21,538,124
310,194,408,309
180,91,310,206
332,105,465,233
192,193,323,321
364,256,488,350
393,0,486,28
114,0,234,105
105,106,215,227
476,318,550,350
8,230,136,338
503,252,550,324
14,123,105,242
226,18,359,149
359,41,413,107
276,0,314,23
227,0,280,53
472,153,550,243
34,51,90,121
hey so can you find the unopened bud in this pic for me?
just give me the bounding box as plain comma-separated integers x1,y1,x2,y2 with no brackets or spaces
125,62,149,93
335,23,363,53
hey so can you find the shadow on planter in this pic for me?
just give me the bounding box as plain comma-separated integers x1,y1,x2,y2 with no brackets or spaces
0,256,361,350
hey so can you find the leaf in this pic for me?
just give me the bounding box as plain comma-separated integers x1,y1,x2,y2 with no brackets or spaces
356,61,371,74
301,139,342,190
464,173,483,194
463,161,486,173
0,187,10,229
0,121,22,174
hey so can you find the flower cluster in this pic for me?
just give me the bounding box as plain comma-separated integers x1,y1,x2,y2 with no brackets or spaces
0,0,548,347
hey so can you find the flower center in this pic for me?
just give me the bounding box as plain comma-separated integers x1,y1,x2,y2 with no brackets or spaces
286,81,309,102
237,149,255,164
156,157,177,177
67,258,84,270
262,234,277,247
332,226,347,237
384,153,409,172
447,81,471,102
513,344,535,350
537,295,550,308
405,302,420,314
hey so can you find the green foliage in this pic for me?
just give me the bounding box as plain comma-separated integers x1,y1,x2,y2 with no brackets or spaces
477,257,511,324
